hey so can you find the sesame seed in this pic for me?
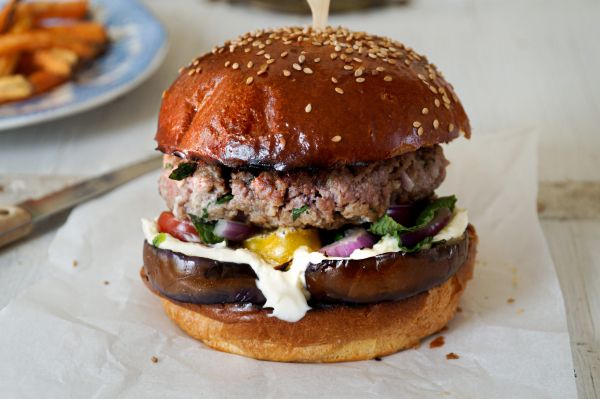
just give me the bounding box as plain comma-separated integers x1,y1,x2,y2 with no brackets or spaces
330,53,338,59
280,51,288,58
303,67,313,74
256,50,265,56
178,67,184,74
331,77,338,83
293,63,302,71
335,87,344,94
264,53,271,59
417,74,425,80
314,58,321,63
195,67,201,73
384,75,393,82
354,68,363,77
434,98,441,107
413,121,422,128
232,63,239,70
376,66,385,72
246,76,254,85
449,123,454,131
429,86,438,94
247,61,254,68
187,69,194,76
244,48,251,53
442,95,451,104
283,69,291,77
267,59,275,64
422,107,429,115
356,77,365,83
331,135,342,142
161,90,166,98
368,53,377,59
353,57,363,63
298,54,306,64
305,103,312,113
343,65,354,70
433,119,439,129
418,127,424,136
224,61,231,67
256,65,268,75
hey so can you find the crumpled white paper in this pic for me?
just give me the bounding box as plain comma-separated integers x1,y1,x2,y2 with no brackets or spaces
0,130,576,398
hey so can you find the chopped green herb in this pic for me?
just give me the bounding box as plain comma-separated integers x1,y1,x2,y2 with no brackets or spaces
333,231,345,241
152,233,167,247
164,163,173,170
369,195,457,251
189,211,223,244
370,214,405,237
216,194,233,204
415,196,456,225
291,205,309,221
169,162,197,180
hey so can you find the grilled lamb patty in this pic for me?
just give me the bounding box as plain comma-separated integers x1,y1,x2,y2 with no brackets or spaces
159,145,447,229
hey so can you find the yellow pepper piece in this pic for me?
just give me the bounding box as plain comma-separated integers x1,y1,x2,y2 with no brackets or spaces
243,228,321,265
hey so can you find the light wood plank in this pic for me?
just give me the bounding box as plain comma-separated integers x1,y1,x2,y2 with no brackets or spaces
541,220,600,399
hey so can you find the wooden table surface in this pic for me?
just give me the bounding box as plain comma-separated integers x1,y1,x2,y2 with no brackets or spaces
0,0,598,397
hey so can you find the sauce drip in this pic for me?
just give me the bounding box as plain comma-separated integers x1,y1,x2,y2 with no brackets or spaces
429,336,445,349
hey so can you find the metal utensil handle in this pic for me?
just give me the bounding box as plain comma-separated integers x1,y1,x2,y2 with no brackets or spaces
0,205,33,248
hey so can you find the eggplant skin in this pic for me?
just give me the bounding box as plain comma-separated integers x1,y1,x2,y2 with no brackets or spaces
305,232,469,304
143,242,266,305
143,228,470,306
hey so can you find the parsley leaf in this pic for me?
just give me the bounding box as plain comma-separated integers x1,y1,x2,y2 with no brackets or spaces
216,194,233,204
415,195,456,225
369,195,457,251
291,205,309,221
169,162,197,180
152,233,167,247
189,211,223,244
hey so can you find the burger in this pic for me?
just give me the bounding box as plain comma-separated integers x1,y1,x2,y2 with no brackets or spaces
141,26,477,362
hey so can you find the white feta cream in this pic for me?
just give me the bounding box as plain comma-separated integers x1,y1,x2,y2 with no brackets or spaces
141,208,468,322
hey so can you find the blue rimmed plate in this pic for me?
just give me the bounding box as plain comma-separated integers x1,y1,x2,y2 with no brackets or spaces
0,0,168,131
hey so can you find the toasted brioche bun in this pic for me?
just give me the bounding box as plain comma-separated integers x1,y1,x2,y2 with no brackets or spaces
144,226,477,363
156,26,470,170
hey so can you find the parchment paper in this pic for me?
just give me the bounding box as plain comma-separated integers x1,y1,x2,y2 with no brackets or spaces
0,130,577,398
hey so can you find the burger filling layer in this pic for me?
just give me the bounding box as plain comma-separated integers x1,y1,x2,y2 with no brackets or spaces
144,145,468,322
142,201,468,322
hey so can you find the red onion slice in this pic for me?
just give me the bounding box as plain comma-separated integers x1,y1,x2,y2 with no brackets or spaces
213,220,254,241
387,203,420,226
320,228,377,257
400,207,452,247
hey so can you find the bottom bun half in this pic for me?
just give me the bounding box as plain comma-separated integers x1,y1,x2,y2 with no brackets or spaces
146,226,477,363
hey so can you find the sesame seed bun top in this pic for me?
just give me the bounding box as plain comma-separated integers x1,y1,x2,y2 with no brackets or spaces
156,26,471,170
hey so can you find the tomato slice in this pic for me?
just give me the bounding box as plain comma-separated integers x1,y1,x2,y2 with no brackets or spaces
157,211,200,243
